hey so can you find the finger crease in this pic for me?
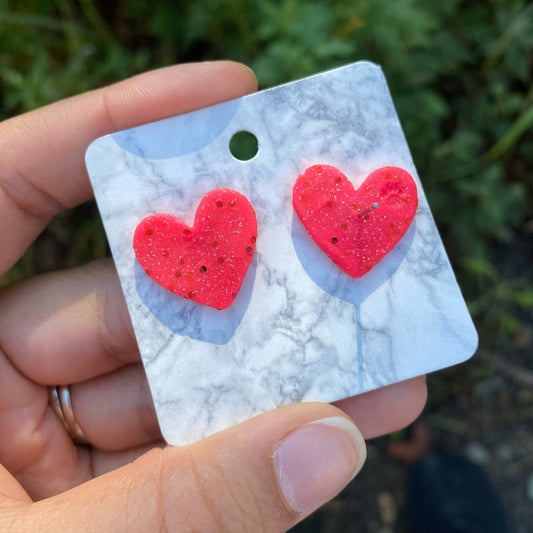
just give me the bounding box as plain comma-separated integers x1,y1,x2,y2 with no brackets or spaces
94,288,132,368
0,165,65,222
11,405,56,478
87,447,96,480
100,88,119,133
212,461,250,530
137,367,159,439
186,450,224,527
155,457,169,533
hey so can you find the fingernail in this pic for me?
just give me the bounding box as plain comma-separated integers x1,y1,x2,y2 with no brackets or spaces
272,416,367,513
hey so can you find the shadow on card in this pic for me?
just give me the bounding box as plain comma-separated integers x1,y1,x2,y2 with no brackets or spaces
291,213,416,391
134,254,256,345
291,213,416,306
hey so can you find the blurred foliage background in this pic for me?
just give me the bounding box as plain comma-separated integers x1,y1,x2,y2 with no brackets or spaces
1,0,532,530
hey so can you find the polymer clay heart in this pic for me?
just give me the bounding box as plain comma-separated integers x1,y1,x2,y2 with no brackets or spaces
133,189,257,310
293,165,418,278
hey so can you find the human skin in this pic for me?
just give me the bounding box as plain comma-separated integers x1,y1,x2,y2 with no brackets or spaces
0,61,426,532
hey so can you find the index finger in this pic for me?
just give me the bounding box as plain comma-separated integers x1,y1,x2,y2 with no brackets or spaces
0,61,257,275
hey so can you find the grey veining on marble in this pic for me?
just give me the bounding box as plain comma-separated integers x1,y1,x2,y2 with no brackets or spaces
85,61,478,446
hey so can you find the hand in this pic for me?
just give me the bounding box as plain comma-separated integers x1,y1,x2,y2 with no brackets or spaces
0,61,426,532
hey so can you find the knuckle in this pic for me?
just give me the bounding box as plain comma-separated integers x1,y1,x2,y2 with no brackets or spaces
179,450,287,533
132,446,294,532
183,449,231,531
143,448,254,532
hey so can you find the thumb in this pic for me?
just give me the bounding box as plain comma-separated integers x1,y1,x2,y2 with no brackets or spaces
25,403,366,532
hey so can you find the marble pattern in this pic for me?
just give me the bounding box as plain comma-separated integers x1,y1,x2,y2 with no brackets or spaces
85,61,478,446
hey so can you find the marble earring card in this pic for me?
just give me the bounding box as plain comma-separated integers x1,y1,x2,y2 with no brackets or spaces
85,61,478,446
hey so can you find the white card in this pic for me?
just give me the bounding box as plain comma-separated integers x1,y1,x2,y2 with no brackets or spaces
85,61,477,446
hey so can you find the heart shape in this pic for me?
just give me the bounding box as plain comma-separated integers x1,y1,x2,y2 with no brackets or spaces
133,189,257,310
293,165,418,278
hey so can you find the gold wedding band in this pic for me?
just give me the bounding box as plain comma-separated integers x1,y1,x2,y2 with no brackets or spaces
49,385,89,445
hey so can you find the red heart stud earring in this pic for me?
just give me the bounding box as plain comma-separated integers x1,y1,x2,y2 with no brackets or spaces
133,189,257,310
292,165,418,277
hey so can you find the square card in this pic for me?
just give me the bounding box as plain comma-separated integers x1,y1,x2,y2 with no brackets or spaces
85,61,478,446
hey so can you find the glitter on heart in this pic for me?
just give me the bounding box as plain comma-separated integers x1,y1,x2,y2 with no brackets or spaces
133,189,257,310
292,165,418,278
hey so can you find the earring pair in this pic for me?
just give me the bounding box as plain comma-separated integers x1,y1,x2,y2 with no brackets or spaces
133,165,417,309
